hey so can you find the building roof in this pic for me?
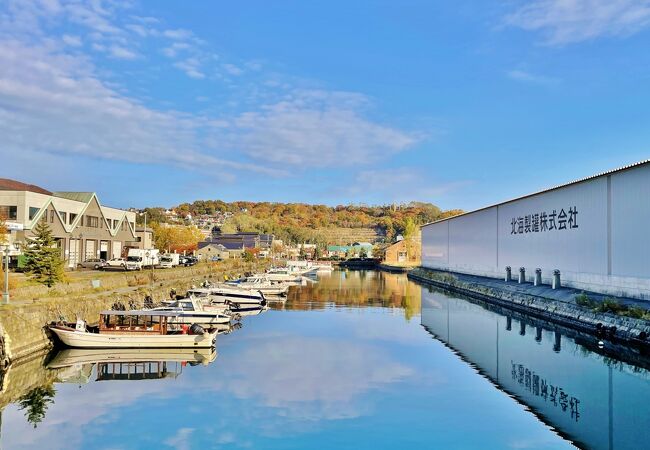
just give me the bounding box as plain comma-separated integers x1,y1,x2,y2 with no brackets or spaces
198,243,227,251
0,178,52,195
53,192,95,203
422,159,650,228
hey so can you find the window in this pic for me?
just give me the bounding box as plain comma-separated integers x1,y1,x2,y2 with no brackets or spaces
50,210,55,223
0,206,17,220
86,216,99,228
69,213,78,225
29,207,40,220
59,211,67,223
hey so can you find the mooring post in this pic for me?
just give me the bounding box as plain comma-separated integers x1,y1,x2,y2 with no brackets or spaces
518,267,526,284
552,269,561,289
505,266,512,282
534,268,542,286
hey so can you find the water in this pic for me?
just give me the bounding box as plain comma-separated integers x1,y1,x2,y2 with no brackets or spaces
1,270,649,449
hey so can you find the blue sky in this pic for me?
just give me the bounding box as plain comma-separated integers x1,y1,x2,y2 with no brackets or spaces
1,0,649,210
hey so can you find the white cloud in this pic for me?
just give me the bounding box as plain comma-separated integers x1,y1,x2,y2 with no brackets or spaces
164,428,194,450
0,0,419,183
108,44,137,59
0,40,273,175
174,58,205,79
163,28,194,40
61,34,82,47
162,42,190,58
333,167,470,204
222,63,244,76
220,90,418,167
507,69,560,85
506,0,650,45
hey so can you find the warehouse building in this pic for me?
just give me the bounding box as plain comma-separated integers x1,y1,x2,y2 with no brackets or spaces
0,178,141,268
421,160,650,300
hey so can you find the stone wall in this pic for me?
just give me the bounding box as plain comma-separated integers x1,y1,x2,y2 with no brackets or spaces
0,260,267,365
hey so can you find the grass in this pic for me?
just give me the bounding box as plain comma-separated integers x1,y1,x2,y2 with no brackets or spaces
575,291,650,320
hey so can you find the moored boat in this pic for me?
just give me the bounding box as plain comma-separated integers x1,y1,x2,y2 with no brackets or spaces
49,311,218,349
144,297,233,326
186,285,266,307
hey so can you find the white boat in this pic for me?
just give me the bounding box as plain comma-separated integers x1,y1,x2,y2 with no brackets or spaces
226,276,289,296
186,285,266,307
144,297,232,326
49,311,218,349
265,267,310,283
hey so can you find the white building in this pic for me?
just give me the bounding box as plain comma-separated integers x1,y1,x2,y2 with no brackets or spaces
0,179,139,267
421,160,650,300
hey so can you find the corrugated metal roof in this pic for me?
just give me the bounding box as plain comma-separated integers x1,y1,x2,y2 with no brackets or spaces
422,159,650,228
54,192,95,203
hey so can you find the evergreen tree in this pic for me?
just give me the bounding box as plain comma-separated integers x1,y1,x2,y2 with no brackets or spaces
23,220,65,287
18,385,56,428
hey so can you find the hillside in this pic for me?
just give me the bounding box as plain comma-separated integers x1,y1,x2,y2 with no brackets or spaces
140,201,463,245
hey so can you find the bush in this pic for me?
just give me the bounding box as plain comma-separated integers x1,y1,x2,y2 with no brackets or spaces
575,292,597,308
595,298,625,314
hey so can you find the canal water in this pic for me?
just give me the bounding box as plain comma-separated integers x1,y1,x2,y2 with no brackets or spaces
1,271,649,449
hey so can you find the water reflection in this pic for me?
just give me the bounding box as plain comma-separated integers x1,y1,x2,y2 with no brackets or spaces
420,285,650,450
0,272,647,449
286,270,421,319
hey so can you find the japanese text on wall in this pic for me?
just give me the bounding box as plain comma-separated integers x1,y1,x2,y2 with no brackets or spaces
511,207,578,235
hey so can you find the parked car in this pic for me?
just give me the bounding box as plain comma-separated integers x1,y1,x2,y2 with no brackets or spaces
105,257,127,270
77,258,106,270
183,256,198,267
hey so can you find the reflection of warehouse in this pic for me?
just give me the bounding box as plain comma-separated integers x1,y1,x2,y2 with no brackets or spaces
421,161,650,299
0,179,141,267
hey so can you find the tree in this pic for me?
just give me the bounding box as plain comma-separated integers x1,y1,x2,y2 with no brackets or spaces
0,214,7,244
359,247,368,258
243,248,256,262
19,385,56,428
23,221,65,287
152,223,204,253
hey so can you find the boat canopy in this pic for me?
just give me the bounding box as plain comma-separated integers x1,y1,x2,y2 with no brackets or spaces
99,310,182,317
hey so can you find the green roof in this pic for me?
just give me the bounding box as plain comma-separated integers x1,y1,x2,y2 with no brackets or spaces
53,192,95,203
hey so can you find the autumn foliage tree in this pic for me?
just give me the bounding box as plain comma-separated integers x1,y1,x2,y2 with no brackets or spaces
152,223,204,253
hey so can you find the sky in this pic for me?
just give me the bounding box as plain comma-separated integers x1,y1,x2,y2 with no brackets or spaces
1,0,649,211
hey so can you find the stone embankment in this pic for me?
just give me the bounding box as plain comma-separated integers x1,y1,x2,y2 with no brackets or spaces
0,260,266,367
409,267,650,349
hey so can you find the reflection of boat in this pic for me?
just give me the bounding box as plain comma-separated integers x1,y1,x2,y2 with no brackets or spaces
49,311,218,349
47,347,218,369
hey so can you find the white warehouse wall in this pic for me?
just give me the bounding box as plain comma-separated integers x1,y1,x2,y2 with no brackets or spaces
421,163,650,300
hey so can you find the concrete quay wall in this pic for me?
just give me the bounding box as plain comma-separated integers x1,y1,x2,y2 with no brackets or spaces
409,267,650,348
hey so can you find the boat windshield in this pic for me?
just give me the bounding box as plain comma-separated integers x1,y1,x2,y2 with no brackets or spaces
187,290,209,297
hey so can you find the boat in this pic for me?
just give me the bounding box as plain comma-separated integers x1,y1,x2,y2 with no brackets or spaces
185,285,267,308
49,311,218,349
143,297,233,326
225,276,290,296
264,267,312,284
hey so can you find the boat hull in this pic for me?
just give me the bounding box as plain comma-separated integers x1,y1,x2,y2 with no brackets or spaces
50,327,217,349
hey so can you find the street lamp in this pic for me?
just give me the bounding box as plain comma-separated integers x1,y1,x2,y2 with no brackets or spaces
146,249,154,295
